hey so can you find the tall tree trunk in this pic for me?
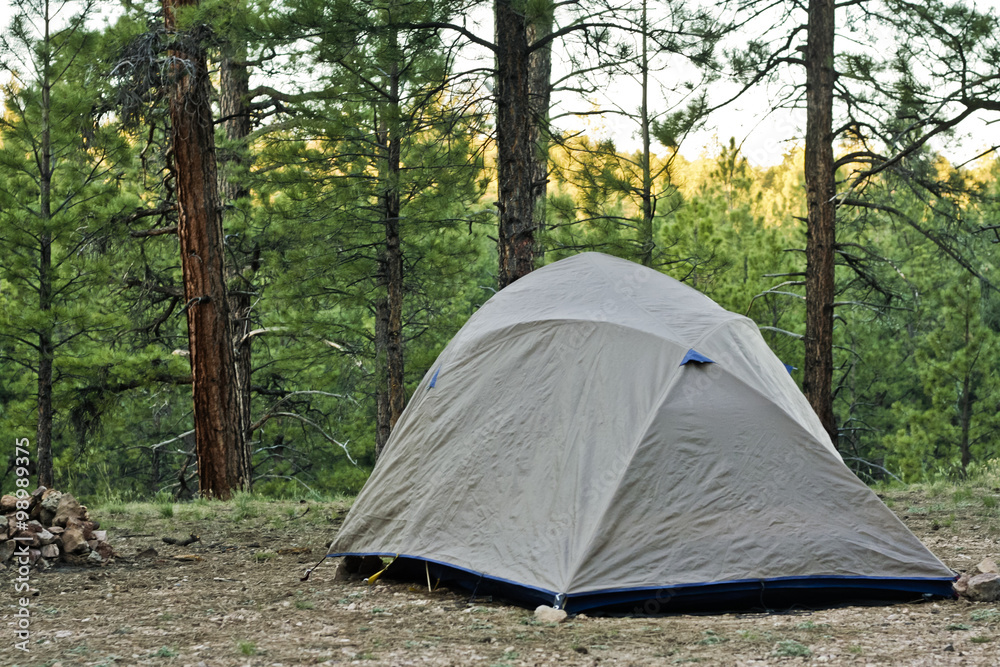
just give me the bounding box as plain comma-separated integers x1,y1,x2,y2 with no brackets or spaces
36,5,54,489
959,308,972,473
164,0,245,499
374,58,405,459
803,0,838,445
959,370,972,473
526,2,552,265
495,0,536,288
219,33,254,489
638,0,653,267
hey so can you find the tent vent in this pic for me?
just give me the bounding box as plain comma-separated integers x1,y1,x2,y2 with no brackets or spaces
680,349,714,366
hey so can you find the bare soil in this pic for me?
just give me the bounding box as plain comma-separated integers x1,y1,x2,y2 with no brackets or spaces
4,488,999,667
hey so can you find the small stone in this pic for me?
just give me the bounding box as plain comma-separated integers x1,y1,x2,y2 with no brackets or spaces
41,544,60,559
976,558,999,575
534,605,568,624
40,489,63,524
953,573,970,596
93,530,107,542
94,542,114,561
0,540,15,564
61,526,89,555
0,494,16,513
944,643,954,652
53,494,86,527
88,550,104,563
342,554,384,577
965,573,1000,602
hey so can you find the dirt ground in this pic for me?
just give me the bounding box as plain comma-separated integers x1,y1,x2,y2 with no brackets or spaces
4,487,999,667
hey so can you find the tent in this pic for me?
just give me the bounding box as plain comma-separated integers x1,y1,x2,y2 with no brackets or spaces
328,252,955,612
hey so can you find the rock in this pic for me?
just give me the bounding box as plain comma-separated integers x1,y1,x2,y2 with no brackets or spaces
53,493,86,528
61,526,89,555
88,549,105,564
30,486,47,508
41,544,60,559
534,605,569,624
976,558,999,575
964,573,1000,602
40,489,62,524
93,530,107,542
37,528,56,546
0,494,16,513
0,540,14,564
16,531,40,548
94,542,114,561
332,560,353,581
342,554,385,577
954,573,970,596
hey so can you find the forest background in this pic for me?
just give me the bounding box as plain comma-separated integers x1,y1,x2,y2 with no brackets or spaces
1,0,999,503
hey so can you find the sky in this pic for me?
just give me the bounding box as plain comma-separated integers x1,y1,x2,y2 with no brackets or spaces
1,0,999,167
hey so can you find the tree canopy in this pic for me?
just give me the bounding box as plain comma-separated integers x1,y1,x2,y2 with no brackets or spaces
1,0,998,499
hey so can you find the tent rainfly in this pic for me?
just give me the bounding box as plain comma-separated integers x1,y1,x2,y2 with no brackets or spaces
328,252,956,612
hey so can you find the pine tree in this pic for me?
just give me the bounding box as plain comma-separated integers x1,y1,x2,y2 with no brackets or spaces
0,0,133,488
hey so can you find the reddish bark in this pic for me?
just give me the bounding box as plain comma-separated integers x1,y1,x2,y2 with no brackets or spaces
803,0,839,445
495,0,537,288
219,34,255,488
164,0,246,499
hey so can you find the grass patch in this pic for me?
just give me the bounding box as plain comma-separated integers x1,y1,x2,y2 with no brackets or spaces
233,492,262,521
697,630,728,645
970,608,1000,623
772,640,811,657
152,646,178,658
237,640,258,656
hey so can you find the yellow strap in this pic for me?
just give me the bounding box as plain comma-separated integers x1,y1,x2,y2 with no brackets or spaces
366,555,398,585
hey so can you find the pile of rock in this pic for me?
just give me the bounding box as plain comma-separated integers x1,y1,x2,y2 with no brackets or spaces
954,558,1000,602
0,487,114,569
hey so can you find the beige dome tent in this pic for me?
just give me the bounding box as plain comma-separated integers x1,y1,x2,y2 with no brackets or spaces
329,252,955,612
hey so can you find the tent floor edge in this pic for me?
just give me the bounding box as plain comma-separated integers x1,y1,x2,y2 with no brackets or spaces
328,552,956,615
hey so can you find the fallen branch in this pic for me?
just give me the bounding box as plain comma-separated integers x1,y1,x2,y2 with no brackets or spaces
162,533,200,547
129,225,178,238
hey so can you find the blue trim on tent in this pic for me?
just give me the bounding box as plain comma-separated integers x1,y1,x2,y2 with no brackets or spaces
783,362,797,374
327,552,956,613
680,349,714,365
429,366,441,388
